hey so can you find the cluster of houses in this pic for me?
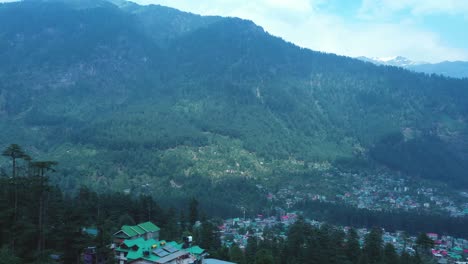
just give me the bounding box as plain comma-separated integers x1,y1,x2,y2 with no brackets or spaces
217,213,297,248
426,233,468,264
262,169,468,217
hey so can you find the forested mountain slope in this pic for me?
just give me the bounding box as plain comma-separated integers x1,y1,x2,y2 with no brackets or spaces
1,0,468,214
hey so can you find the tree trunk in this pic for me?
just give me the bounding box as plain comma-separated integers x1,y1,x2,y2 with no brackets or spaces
12,157,16,178
12,157,17,254
37,176,47,255
13,157,17,220
37,193,43,254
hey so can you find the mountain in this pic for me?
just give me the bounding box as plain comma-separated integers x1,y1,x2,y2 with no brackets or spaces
357,56,423,67
1,0,468,215
358,56,468,78
409,61,468,79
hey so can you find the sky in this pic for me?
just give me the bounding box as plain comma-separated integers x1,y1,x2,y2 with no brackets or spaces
1,0,467,62
129,0,468,63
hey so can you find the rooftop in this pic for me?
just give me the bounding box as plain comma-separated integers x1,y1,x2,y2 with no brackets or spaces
114,221,160,238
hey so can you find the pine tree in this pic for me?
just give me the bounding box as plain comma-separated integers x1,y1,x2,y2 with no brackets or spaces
245,236,258,264
363,228,383,264
0,246,20,264
286,215,311,263
95,218,114,263
1,144,27,178
383,243,399,264
189,197,199,228
30,161,57,256
399,251,412,264
346,228,361,264
229,245,245,264
255,249,274,264
161,207,179,241
415,233,434,254
1,144,28,253
199,221,221,253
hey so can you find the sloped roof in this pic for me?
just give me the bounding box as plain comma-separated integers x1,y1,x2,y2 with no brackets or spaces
187,246,205,255
172,243,205,256
114,221,160,238
117,238,161,262
121,225,143,237
138,221,161,232
122,237,156,248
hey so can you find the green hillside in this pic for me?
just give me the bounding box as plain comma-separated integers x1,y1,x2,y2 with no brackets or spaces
1,0,468,214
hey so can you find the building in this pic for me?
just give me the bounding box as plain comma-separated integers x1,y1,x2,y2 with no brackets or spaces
113,221,206,264
115,237,206,264
114,222,161,244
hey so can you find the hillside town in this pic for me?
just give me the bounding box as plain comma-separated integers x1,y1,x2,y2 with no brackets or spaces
78,214,468,264
217,214,468,264
261,169,468,217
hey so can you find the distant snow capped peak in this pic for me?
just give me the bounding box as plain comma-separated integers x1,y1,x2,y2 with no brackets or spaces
376,56,402,62
358,56,425,67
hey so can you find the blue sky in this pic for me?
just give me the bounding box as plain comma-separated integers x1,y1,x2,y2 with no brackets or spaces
130,0,468,63
1,0,467,62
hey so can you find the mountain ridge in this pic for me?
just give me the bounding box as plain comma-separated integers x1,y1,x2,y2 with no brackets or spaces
358,56,468,78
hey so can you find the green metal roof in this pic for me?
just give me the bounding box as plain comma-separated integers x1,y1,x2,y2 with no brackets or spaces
118,222,160,238
187,246,204,255
118,238,162,262
121,226,138,237
453,246,463,251
117,238,206,263
127,250,143,260
122,237,148,248
138,221,160,232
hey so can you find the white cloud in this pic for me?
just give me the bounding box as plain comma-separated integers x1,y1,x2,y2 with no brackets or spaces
359,0,468,19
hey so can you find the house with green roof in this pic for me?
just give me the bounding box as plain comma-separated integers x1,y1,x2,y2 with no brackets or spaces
115,237,206,264
113,222,161,244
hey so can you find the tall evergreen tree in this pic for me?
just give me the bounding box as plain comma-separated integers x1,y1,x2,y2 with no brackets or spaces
363,228,383,264
229,245,245,264
383,243,399,264
1,144,27,178
346,228,361,264
255,249,274,264
1,144,28,253
199,221,221,253
399,251,412,264
30,161,57,256
0,246,20,264
245,236,258,264
415,233,434,254
189,197,199,228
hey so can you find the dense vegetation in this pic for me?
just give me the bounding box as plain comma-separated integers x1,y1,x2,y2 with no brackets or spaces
1,0,468,213
0,144,218,263
223,218,437,264
0,146,438,263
